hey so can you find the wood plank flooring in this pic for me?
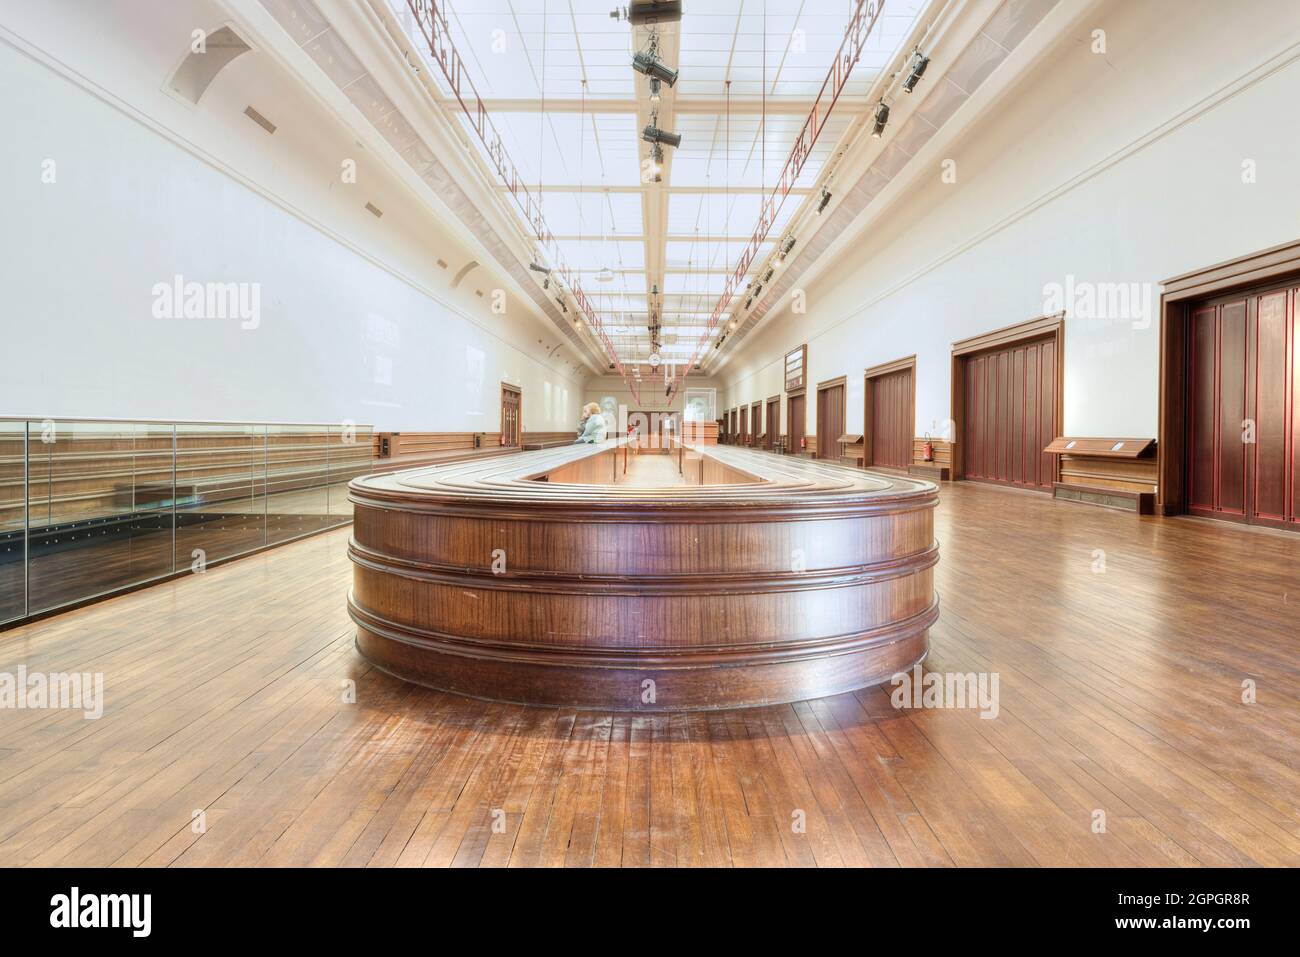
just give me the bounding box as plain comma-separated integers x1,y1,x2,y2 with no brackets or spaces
618,450,688,486
0,481,1296,866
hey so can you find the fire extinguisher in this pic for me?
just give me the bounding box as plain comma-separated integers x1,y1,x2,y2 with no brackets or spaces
800,436,806,450
922,433,935,461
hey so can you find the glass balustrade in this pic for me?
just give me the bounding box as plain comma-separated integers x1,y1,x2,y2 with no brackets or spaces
0,418,373,627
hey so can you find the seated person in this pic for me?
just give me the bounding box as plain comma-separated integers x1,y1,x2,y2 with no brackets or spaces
575,402,608,444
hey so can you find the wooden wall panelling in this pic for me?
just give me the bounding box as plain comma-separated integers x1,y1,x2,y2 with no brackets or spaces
1043,437,1158,513
908,438,953,482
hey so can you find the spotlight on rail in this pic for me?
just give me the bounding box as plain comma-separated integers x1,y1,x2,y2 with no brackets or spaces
633,49,678,87
529,260,550,275
611,1,683,25
872,100,890,138
902,50,930,94
649,77,662,102
642,123,682,148
816,188,832,214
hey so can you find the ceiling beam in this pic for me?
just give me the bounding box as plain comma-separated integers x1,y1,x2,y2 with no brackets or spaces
549,233,763,242
496,184,813,195
474,96,874,114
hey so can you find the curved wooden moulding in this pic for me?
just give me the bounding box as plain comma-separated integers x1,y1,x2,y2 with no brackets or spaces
348,443,939,711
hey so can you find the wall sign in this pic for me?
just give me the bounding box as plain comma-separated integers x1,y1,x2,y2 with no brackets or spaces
784,344,808,392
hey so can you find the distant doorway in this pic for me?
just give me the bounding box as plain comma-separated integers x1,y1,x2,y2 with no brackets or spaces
765,396,780,450
815,377,846,461
864,356,915,471
788,392,806,454
500,383,521,447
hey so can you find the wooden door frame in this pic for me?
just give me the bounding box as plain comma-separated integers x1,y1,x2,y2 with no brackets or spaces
1158,238,1300,516
750,400,763,447
765,395,781,450
950,313,1064,485
815,375,847,460
500,382,522,447
864,356,916,469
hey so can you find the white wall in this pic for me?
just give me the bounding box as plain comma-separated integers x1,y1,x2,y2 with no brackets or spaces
0,0,589,432
716,0,1300,443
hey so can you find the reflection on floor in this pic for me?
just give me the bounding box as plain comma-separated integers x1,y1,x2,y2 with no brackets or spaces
618,451,688,487
0,481,1297,866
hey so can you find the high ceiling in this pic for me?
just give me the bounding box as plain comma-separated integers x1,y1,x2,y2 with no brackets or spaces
385,0,927,378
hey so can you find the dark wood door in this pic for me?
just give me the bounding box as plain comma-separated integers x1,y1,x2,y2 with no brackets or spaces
751,403,763,446
740,406,749,445
816,382,846,460
788,393,806,454
961,337,1058,489
868,367,912,469
766,399,779,449
501,385,521,447
1188,285,1298,529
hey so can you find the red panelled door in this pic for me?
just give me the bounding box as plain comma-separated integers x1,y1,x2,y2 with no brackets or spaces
962,337,1058,489
816,383,846,460
1188,285,1298,529
869,368,912,469
788,393,806,453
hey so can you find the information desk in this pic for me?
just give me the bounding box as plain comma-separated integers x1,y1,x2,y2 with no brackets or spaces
348,442,939,711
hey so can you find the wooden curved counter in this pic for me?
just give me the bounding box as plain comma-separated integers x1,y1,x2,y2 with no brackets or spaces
348,442,939,711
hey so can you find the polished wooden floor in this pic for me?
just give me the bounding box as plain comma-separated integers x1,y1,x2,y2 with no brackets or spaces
617,450,689,486
0,480,1296,866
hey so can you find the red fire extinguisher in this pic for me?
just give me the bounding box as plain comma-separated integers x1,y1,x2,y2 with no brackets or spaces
800,436,806,450
922,434,935,461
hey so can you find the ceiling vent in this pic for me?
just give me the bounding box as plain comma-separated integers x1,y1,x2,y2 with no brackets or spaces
243,106,276,134
364,202,383,218
168,26,251,105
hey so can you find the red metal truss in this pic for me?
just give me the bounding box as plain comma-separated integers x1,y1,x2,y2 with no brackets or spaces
406,0,640,404
671,0,887,393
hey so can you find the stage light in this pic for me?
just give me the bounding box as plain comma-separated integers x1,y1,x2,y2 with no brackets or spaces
649,77,662,102
816,188,832,214
642,124,682,148
633,49,678,87
902,50,930,93
781,236,797,257
611,1,682,25
872,100,890,138
529,261,550,274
